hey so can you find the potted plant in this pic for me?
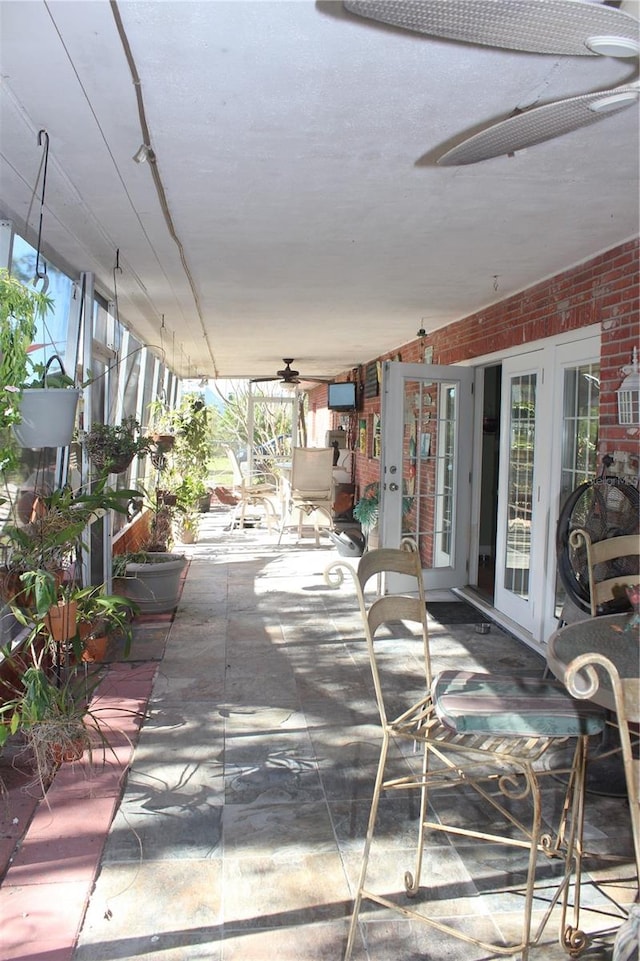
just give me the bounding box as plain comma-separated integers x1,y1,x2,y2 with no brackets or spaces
175,507,200,544
0,659,120,793
85,416,153,475
74,585,138,662
0,478,140,608
0,268,53,471
112,549,187,614
13,353,81,450
352,481,414,550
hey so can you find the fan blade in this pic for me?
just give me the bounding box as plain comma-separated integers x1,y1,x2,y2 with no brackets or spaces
250,376,280,383
438,83,639,165
343,0,639,57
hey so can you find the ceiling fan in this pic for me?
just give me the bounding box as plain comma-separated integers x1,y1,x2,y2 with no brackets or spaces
343,0,640,164
250,359,331,386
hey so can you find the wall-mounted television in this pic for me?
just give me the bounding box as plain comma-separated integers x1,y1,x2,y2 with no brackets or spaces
327,381,357,411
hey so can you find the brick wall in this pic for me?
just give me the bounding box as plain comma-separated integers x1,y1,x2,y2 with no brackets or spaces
309,238,639,499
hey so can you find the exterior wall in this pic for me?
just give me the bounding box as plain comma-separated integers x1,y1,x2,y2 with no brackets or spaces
309,238,639,499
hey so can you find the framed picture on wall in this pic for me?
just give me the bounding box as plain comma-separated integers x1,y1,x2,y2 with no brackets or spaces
359,418,367,455
372,413,381,458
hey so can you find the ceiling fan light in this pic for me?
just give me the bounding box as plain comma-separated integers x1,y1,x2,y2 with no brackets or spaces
585,35,640,58
589,90,639,114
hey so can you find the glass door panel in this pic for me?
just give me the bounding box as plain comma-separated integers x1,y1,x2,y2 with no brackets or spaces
381,362,473,591
495,356,542,631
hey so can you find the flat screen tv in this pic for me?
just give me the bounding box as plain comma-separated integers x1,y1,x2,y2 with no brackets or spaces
327,381,357,411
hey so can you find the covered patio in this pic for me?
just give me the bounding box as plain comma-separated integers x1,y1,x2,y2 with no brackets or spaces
1,507,635,960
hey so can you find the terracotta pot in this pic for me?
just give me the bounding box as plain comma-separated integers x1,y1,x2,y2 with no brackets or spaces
52,738,86,764
150,433,175,453
81,637,108,662
44,600,78,641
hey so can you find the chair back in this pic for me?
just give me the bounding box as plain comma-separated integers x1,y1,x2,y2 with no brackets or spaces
224,446,246,487
290,447,334,498
569,528,640,616
351,547,432,725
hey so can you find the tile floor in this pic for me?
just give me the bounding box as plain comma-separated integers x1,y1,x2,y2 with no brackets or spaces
1,510,636,961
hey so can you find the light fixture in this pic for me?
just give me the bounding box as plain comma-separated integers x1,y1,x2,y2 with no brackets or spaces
616,347,640,426
585,36,640,59
589,88,639,115
132,144,156,164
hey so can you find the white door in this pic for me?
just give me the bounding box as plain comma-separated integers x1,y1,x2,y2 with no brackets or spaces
493,352,546,634
380,361,474,591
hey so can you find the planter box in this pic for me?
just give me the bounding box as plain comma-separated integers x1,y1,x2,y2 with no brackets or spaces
114,553,187,614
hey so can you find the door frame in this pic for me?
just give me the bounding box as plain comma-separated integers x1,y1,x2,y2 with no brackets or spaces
462,325,601,649
380,360,474,592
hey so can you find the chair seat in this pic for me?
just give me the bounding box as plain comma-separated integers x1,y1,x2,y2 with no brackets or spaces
432,670,605,738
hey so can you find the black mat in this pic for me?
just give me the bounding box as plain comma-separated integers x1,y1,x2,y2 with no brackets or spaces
426,602,486,625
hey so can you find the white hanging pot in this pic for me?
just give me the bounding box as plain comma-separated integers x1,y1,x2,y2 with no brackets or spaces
13,355,80,449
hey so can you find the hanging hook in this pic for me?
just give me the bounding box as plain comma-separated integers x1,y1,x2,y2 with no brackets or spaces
33,129,50,293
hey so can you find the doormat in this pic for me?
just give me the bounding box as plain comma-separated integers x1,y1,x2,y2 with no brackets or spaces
426,602,486,625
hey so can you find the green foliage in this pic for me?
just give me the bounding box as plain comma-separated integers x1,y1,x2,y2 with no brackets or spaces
352,482,414,531
0,269,54,471
150,394,212,509
1,478,141,578
85,416,153,474
352,482,381,530
212,382,296,469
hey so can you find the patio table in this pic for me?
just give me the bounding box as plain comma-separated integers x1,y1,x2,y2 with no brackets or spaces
546,611,639,882
546,613,639,717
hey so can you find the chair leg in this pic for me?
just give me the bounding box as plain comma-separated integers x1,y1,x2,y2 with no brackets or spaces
344,734,390,961
557,737,590,957
404,741,429,897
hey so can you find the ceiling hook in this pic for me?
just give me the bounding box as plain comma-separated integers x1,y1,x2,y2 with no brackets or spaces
33,129,50,290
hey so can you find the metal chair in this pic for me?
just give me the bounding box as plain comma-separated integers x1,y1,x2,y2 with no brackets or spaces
223,446,278,532
327,548,606,961
569,529,640,617
278,446,334,545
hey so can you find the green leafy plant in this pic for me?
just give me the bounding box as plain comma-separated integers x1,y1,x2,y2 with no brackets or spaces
74,584,138,659
0,478,142,603
112,550,182,576
22,355,76,389
352,481,413,531
0,662,134,792
0,269,54,471
85,416,153,474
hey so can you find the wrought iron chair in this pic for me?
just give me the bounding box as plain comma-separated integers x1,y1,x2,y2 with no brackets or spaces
278,446,334,546
327,547,606,961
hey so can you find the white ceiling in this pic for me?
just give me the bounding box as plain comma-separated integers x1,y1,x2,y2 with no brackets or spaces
0,0,638,382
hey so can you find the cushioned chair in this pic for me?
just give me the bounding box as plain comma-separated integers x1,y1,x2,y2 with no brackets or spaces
569,529,640,617
278,446,334,546
327,548,606,961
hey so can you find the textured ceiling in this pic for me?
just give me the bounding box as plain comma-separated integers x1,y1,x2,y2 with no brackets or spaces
0,0,638,381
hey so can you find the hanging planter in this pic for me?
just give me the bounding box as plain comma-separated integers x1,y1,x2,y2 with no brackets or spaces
85,417,152,475
13,355,80,449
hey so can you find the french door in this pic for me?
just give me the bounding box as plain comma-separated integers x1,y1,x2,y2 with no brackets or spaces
380,361,473,592
493,352,545,634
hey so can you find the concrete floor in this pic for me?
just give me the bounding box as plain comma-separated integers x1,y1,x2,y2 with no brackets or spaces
1,509,636,961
